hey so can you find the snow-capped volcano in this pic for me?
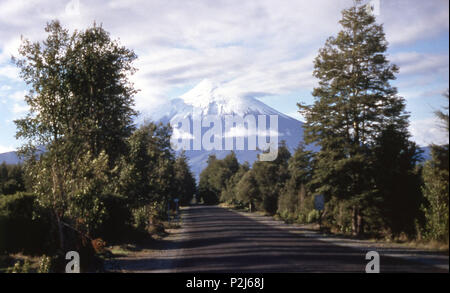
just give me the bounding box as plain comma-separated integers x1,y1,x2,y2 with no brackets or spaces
143,79,307,179
178,79,283,116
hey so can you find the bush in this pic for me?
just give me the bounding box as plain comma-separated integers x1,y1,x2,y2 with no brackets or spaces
307,209,320,223
0,192,53,255
92,194,132,243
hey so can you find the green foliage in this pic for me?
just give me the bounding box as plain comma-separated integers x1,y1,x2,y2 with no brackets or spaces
220,162,250,206
421,94,449,243
421,150,449,243
12,20,139,250
7,259,31,273
372,124,424,237
0,163,26,196
298,2,417,236
118,122,176,211
277,143,314,222
174,151,196,206
250,142,291,214
236,170,260,211
0,192,53,254
199,152,239,204
37,255,52,273
307,210,320,224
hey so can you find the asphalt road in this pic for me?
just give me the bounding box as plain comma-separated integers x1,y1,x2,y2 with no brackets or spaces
109,205,448,273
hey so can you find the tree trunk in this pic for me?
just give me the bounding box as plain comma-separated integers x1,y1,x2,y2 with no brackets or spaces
352,206,364,236
55,212,65,250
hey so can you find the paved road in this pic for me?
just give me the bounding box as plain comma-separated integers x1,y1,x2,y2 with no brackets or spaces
109,205,448,273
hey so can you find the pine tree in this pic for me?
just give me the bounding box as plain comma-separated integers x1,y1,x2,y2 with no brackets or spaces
421,90,449,243
174,151,197,206
298,2,411,235
278,143,313,221
252,141,291,214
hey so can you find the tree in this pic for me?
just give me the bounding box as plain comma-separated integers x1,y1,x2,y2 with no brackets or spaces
198,152,240,205
13,20,137,249
298,2,413,235
372,124,423,237
0,163,26,196
421,90,449,243
236,171,260,212
277,143,314,221
220,161,250,205
252,141,291,214
174,151,197,206
119,122,176,211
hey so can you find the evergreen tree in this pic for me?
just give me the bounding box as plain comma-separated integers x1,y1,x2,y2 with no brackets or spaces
252,141,291,214
298,2,412,235
198,152,240,205
220,162,250,205
0,163,26,196
174,151,197,206
372,124,423,237
421,90,449,243
277,143,313,221
236,170,260,212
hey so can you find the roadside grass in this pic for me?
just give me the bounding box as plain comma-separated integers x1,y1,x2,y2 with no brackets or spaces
222,203,449,253
0,253,41,273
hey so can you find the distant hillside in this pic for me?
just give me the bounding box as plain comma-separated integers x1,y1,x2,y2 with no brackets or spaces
0,151,22,165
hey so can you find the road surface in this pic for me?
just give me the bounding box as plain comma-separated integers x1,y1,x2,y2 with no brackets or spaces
107,205,448,273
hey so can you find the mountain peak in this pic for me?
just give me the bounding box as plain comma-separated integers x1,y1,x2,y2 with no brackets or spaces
180,79,224,108
179,79,273,116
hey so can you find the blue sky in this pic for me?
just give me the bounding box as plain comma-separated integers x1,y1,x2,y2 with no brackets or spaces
0,0,448,152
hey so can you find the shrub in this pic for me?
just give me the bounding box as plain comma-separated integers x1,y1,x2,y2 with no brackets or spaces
307,209,320,223
92,194,132,243
0,192,53,254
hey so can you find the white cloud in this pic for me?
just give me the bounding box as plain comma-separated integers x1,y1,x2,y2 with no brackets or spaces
0,0,447,110
392,52,449,76
0,144,15,153
410,117,449,147
12,103,29,114
379,0,449,46
0,0,448,149
0,65,20,81
8,90,27,102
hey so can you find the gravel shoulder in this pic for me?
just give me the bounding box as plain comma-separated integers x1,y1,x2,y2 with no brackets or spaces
232,208,449,271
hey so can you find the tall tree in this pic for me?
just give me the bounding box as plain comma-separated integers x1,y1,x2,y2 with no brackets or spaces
198,152,240,205
13,20,138,248
174,151,197,206
421,90,449,243
298,2,412,235
277,143,313,220
252,141,291,214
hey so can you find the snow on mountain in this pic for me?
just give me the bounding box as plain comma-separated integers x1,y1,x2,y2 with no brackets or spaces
141,79,308,179
0,79,435,176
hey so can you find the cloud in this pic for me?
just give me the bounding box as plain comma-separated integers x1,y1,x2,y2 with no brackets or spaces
8,90,27,102
379,0,449,46
0,0,447,109
12,103,29,114
0,144,15,153
410,117,449,147
391,52,449,76
0,0,448,149
0,65,20,81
